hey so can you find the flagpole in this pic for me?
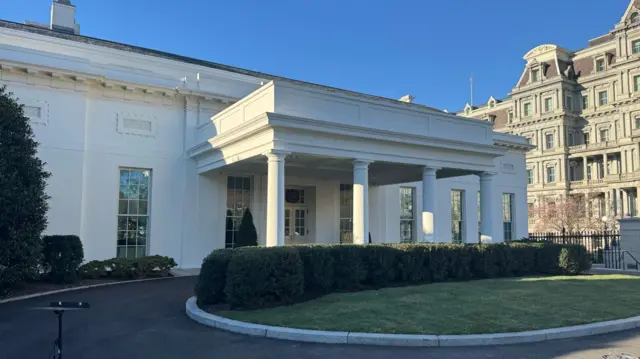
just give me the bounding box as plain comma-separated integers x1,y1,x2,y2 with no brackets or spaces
470,76,473,107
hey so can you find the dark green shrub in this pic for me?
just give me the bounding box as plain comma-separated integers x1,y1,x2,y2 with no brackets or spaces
362,245,398,286
509,243,537,275
534,243,563,274
235,209,258,247
0,87,51,294
78,260,107,279
559,245,591,274
225,247,304,309
105,258,135,279
296,245,334,293
428,245,449,281
493,244,515,277
131,255,177,278
196,249,234,306
42,235,84,284
329,245,367,290
396,244,431,283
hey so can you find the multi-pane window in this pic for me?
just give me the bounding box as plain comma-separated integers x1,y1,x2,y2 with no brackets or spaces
545,133,554,149
565,95,572,110
582,95,589,110
547,167,556,183
225,176,251,248
339,184,353,244
117,168,151,259
527,169,534,184
599,129,608,142
544,97,553,113
451,190,464,244
508,111,514,123
599,91,608,106
587,164,592,181
531,69,539,82
523,102,532,117
633,40,640,54
636,117,640,129
502,193,514,242
583,132,590,145
596,59,605,72
400,187,415,243
635,75,640,92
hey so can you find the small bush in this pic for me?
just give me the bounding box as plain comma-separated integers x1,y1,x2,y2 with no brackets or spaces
534,243,563,274
235,209,258,247
78,260,107,279
559,245,591,274
509,243,537,275
296,245,334,293
195,249,234,306
225,247,304,309
42,235,84,284
78,255,176,280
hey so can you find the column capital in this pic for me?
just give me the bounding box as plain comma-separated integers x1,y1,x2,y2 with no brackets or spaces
353,159,373,169
265,150,290,162
423,166,440,176
478,171,498,181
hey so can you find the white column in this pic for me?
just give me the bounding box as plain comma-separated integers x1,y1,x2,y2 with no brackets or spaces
353,160,371,245
266,151,288,247
421,167,438,242
583,156,588,181
622,189,629,217
479,172,495,243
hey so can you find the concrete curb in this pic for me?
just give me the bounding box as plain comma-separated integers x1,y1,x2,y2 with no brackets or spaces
185,296,640,347
0,276,184,305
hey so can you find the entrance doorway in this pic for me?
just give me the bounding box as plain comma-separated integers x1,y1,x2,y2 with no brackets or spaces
284,188,308,244
285,206,308,244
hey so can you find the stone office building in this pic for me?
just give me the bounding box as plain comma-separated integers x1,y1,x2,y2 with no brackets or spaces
460,0,640,229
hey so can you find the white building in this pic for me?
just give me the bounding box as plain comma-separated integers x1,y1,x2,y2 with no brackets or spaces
0,1,531,268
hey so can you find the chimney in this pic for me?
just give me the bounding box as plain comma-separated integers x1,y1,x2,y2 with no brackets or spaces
399,94,415,103
50,0,80,34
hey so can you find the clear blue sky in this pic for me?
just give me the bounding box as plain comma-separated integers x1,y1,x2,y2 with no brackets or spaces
2,0,629,111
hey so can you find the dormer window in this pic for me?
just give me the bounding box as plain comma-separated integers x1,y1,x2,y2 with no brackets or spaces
508,110,514,123
596,59,605,73
531,69,540,82
465,107,471,115
631,12,639,23
488,115,496,124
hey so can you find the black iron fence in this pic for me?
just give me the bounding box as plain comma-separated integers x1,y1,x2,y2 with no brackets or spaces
528,229,621,268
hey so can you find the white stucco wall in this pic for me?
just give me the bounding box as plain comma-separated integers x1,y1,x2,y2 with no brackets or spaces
0,25,530,269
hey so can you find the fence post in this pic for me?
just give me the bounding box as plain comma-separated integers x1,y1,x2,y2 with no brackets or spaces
562,227,566,244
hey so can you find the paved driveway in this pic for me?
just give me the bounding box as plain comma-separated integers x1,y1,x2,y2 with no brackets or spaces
1,277,640,359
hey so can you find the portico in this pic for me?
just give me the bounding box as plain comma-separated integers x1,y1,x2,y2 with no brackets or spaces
189,80,529,247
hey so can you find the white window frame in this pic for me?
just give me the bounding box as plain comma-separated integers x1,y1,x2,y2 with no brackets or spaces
599,128,609,142
117,168,151,259
582,95,589,110
531,68,540,82
527,169,534,184
544,97,553,113
546,166,556,183
596,58,606,73
545,133,554,149
523,102,532,117
634,75,640,92
340,184,354,244
565,95,573,110
451,189,465,244
633,39,640,55
225,176,252,248
599,90,608,106
502,193,515,242
400,187,415,243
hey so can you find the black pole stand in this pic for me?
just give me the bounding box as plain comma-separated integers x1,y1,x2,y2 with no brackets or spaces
54,309,64,359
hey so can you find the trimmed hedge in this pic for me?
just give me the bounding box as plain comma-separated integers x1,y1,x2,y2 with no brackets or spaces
77,255,176,280
225,247,304,309
42,235,84,284
196,242,591,309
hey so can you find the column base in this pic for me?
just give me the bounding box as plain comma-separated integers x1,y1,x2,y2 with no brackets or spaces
480,235,494,244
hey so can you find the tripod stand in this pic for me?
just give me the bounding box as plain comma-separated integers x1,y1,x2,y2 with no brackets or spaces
34,301,90,359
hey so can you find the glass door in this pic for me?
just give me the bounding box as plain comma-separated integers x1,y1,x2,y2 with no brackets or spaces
285,206,307,244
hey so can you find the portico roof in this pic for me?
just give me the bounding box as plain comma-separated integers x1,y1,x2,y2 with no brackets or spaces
189,81,531,180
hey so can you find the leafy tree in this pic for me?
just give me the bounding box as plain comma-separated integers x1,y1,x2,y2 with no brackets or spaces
0,86,50,294
235,208,258,247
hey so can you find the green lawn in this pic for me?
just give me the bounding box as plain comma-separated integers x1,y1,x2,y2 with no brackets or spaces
215,275,640,335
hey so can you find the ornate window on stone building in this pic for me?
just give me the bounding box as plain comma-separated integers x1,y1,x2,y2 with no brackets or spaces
565,95,573,111
633,39,640,54
508,110,514,123
546,167,556,183
523,102,532,117
596,58,605,73
544,97,553,113
598,90,608,106
635,116,640,129
582,95,589,110
634,75,640,92
583,132,590,145
545,133,554,149
531,69,540,82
